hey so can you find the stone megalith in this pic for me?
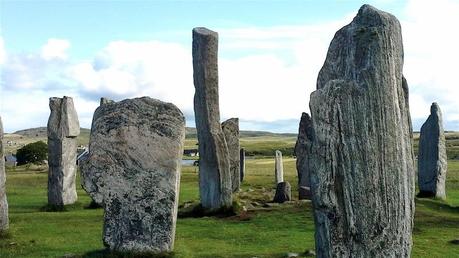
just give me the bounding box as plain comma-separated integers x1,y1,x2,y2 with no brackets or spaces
47,96,80,206
79,97,185,253
275,150,284,184
295,112,314,200
273,182,291,203
100,97,114,105
192,27,232,211
0,116,8,232
307,5,415,257
240,148,245,182
418,102,447,199
222,118,240,192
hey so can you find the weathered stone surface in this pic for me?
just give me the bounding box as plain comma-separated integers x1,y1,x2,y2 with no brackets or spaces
100,97,114,105
307,5,415,257
275,150,284,184
273,182,291,203
295,112,314,200
48,96,80,206
298,186,312,200
418,102,447,199
0,116,8,231
192,27,232,210
240,148,245,182
222,118,240,192
79,97,185,252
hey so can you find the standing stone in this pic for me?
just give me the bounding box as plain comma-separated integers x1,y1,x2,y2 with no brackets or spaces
240,148,245,182
222,118,240,192
47,96,80,206
79,97,185,253
307,5,415,257
275,150,284,184
0,116,8,231
100,97,114,105
418,102,447,199
273,182,292,203
192,27,232,211
295,112,314,200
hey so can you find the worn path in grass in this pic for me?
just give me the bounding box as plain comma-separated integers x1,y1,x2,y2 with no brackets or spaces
0,159,458,257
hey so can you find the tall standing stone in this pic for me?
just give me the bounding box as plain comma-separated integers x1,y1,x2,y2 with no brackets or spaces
275,150,284,184
418,102,447,199
240,148,245,182
307,5,415,257
192,27,232,210
222,118,240,192
79,97,185,253
47,96,80,206
295,112,313,199
0,116,8,232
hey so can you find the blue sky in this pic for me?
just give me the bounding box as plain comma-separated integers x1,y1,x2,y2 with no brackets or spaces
1,0,459,133
3,1,403,58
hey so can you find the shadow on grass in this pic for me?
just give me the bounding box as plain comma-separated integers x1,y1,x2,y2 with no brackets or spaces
0,230,11,240
84,200,103,209
80,249,174,258
415,197,459,212
177,202,236,218
40,204,67,212
40,202,87,212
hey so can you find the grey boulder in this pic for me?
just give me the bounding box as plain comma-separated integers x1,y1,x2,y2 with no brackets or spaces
47,96,80,206
308,5,415,257
294,112,313,199
79,97,185,253
192,27,232,211
273,182,291,203
240,148,245,182
0,116,8,231
275,150,284,184
222,118,240,192
418,102,447,199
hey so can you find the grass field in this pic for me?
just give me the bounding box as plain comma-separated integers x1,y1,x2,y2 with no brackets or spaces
0,157,458,257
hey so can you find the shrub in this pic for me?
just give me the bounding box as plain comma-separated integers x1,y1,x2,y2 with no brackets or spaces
16,141,48,165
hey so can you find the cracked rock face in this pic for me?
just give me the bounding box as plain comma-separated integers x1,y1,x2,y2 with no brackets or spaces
222,118,240,193
307,5,415,257
0,116,8,231
192,27,232,211
418,102,447,199
295,112,314,199
47,96,80,206
79,97,185,253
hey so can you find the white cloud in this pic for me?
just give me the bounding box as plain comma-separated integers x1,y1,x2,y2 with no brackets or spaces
218,18,353,123
2,2,459,132
402,0,459,129
41,38,71,61
0,37,6,65
67,40,194,114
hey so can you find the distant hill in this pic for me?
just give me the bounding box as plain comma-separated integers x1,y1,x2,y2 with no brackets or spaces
14,127,48,138
185,127,296,139
12,126,296,145
8,127,459,159
15,127,293,139
13,127,91,146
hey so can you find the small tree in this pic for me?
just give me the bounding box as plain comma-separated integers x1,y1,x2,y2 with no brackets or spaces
16,141,48,165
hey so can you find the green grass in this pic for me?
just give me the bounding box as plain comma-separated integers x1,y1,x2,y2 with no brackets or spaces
1,158,458,257
184,136,297,158
413,132,459,159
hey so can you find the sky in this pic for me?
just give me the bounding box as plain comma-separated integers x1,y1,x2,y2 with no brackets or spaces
0,0,458,133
